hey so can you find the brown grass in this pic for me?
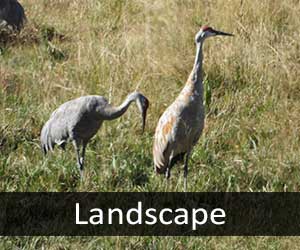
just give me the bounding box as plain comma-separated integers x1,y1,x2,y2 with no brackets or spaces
1,0,300,248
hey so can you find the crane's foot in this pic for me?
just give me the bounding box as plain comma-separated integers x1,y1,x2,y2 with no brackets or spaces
79,169,84,182
165,167,171,179
77,161,84,182
184,177,187,192
183,168,188,192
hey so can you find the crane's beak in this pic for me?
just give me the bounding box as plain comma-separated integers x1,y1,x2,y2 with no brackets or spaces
141,99,149,134
214,29,234,36
142,110,147,133
136,96,149,134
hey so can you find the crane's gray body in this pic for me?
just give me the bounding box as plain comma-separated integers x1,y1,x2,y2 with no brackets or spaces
153,74,205,171
0,0,26,31
41,96,108,153
40,92,149,178
153,26,233,191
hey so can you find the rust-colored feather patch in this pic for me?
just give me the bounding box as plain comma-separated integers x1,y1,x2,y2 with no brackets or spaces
162,116,176,136
182,89,193,103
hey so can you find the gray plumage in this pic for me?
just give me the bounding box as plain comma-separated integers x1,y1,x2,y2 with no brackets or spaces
41,91,149,177
0,0,26,31
153,26,233,191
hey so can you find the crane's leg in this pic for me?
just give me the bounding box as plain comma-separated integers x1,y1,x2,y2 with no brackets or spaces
166,151,174,179
73,140,83,180
79,142,87,178
164,152,174,191
183,151,190,192
165,168,171,179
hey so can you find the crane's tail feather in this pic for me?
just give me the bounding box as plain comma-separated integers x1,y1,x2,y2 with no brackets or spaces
154,152,186,175
40,120,54,155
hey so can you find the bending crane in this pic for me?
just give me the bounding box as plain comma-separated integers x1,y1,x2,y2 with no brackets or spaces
41,92,149,178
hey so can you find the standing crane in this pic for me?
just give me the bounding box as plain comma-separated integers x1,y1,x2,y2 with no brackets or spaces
0,0,26,31
41,91,149,178
153,26,233,191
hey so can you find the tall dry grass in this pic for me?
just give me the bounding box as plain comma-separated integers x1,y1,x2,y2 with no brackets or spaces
1,0,300,189
1,0,300,247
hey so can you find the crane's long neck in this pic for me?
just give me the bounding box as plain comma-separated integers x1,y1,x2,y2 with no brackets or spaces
188,42,204,92
102,94,136,120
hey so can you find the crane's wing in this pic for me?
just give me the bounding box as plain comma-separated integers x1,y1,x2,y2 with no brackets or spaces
153,98,202,173
40,96,108,154
40,103,71,154
153,105,180,173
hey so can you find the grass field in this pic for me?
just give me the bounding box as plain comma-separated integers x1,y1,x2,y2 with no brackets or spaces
1,0,300,248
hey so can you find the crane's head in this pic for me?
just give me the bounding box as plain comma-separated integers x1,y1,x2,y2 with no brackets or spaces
135,93,149,133
195,25,233,43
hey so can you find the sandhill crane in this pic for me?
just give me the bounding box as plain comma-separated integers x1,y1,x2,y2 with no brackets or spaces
0,0,26,31
153,26,233,191
41,91,149,178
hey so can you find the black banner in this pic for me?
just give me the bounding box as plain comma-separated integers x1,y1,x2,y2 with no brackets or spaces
0,192,299,236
